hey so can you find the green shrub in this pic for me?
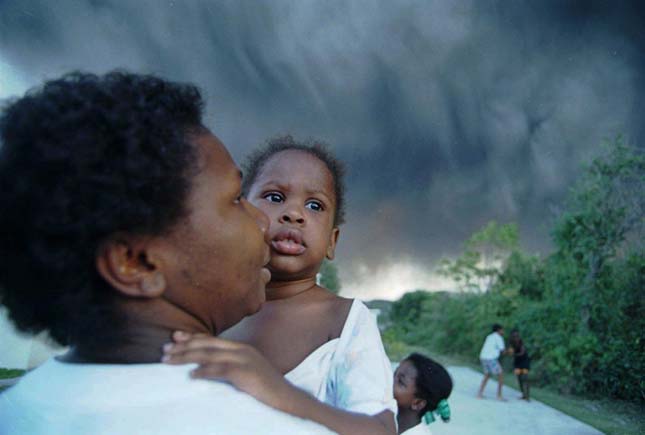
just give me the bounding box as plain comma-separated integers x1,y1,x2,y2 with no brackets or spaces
386,140,644,403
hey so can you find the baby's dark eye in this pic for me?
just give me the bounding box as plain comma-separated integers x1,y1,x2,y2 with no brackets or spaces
305,200,323,211
264,192,284,203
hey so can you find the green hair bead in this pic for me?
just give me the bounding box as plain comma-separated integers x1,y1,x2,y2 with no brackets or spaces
422,399,451,425
436,399,451,421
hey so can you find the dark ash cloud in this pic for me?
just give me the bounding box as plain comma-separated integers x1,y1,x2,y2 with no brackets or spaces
1,0,643,297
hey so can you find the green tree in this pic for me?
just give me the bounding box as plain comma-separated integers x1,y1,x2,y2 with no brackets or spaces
545,139,645,398
551,138,645,330
438,221,519,291
497,251,544,300
386,137,645,402
318,259,341,294
390,290,433,327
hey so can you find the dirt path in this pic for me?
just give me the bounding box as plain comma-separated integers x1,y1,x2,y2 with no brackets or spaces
432,366,603,435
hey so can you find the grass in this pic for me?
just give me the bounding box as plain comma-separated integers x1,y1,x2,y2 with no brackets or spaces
0,368,25,393
384,341,645,435
0,368,25,379
502,377,644,435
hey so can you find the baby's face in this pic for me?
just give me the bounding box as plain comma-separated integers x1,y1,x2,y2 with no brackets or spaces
246,150,339,281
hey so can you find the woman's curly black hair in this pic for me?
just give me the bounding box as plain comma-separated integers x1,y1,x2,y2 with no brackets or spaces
0,71,204,347
241,135,346,226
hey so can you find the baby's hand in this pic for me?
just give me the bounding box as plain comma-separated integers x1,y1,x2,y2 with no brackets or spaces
162,331,291,410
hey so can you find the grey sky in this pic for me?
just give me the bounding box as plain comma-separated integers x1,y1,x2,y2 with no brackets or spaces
1,0,643,298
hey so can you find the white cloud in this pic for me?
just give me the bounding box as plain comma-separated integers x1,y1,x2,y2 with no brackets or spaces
340,261,455,301
0,56,32,100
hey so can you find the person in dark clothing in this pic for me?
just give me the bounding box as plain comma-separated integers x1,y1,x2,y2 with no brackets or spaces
509,329,531,401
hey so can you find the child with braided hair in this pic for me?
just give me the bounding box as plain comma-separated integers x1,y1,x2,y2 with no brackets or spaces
393,353,453,435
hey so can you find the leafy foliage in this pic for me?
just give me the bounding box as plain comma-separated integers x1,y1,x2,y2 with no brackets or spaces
438,221,519,291
0,368,25,379
385,139,645,403
319,259,341,294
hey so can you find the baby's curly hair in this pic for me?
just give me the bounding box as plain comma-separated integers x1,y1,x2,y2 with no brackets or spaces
0,71,204,347
241,135,346,226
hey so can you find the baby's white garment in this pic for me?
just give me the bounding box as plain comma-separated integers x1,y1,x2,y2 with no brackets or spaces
285,299,397,416
401,422,433,435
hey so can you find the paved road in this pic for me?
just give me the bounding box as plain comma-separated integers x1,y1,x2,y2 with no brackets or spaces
432,366,603,435
0,377,20,388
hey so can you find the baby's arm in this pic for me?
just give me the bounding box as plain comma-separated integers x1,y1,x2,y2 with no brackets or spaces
163,332,396,435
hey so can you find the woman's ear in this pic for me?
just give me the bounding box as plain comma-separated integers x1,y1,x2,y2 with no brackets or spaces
96,236,167,298
325,227,340,260
411,398,427,412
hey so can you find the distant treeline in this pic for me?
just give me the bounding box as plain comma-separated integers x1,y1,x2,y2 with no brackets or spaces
382,139,644,403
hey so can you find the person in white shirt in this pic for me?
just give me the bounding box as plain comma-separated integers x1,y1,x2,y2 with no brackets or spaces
477,323,508,400
0,71,333,435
